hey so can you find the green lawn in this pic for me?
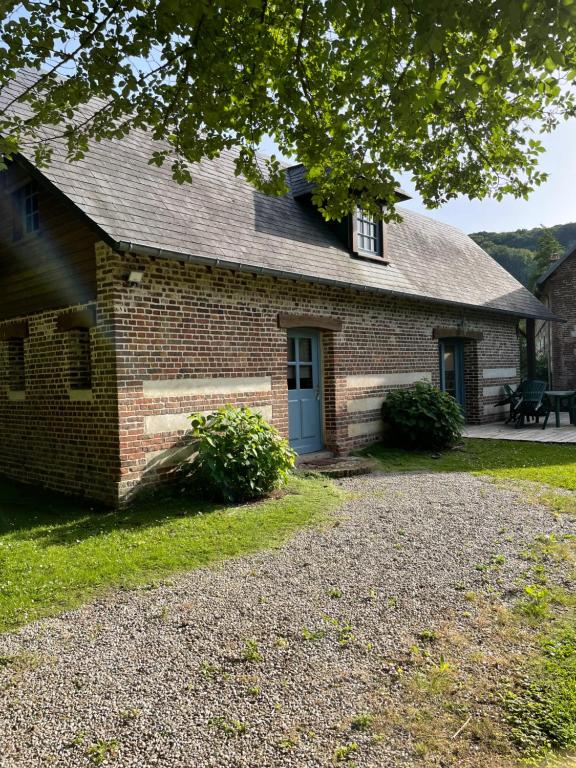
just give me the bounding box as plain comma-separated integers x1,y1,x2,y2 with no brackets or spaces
2,437,574,636
366,438,576,491
367,437,576,766
0,475,344,633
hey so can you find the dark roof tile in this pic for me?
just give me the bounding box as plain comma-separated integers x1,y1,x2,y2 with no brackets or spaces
1,70,555,320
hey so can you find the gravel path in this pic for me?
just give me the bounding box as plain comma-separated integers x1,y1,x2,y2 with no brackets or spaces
0,471,573,768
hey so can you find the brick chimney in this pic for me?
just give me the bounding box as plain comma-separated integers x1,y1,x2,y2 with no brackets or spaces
550,251,562,262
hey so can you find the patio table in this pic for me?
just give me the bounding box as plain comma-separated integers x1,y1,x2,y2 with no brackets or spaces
544,390,576,428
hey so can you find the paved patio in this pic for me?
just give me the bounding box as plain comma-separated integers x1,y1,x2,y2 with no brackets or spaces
464,412,576,444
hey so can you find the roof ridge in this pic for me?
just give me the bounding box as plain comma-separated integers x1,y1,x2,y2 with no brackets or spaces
0,70,556,323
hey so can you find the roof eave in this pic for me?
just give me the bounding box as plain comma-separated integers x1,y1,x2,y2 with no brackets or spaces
11,153,116,248
115,240,559,323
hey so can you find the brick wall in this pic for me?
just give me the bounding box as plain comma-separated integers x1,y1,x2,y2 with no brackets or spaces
542,256,576,389
0,243,120,503
105,247,520,501
0,242,522,503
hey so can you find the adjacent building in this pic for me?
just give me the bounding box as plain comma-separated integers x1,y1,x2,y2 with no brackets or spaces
538,249,576,389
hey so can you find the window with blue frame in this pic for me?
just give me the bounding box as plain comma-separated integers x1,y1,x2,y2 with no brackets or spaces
12,181,39,241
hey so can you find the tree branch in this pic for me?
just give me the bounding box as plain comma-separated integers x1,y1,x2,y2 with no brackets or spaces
293,2,319,116
0,0,123,120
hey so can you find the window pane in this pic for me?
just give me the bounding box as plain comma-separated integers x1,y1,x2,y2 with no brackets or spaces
12,190,23,241
357,206,380,254
287,365,296,390
288,338,296,362
299,365,313,389
443,347,456,398
299,337,312,362
13,183,39,237
26,212,38,233
444,372,456,398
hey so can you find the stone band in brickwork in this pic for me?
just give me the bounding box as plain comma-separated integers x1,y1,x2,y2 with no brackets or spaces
109,246,520,502
0,242,120,502
0,242,522,504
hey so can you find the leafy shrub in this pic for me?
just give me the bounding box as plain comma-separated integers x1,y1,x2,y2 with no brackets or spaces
381,380,464,451
189,405,296,502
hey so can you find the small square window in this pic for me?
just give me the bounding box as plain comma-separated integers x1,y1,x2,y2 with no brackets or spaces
69,329,92,390
7,338,26,391
12,182,39,241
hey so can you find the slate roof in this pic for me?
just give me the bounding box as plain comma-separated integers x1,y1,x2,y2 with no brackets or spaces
0,70,556,320
286,163,411,201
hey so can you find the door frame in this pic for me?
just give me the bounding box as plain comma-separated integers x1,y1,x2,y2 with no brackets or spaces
438,338,466,409
287,327,324,453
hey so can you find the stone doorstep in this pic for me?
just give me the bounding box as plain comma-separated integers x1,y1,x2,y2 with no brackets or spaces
295,450,335,465
296,452,377,478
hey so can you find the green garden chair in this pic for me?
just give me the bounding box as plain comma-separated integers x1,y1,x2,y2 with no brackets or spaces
513,380,549,428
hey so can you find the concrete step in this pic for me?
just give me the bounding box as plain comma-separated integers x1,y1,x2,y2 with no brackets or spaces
296,454,377,479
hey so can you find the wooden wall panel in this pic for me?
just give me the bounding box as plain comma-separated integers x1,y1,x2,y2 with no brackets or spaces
0,161,98,320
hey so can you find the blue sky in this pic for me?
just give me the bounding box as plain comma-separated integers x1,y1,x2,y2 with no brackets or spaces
261,117,576,235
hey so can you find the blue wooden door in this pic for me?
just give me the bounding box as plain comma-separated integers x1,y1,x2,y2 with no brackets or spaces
439,339,465,408
287,329,323,453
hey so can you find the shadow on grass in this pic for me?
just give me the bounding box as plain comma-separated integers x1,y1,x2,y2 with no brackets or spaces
0,473,220,546
0,472,339,634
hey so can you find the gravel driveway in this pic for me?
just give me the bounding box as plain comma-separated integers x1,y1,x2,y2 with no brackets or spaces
0,471,573,767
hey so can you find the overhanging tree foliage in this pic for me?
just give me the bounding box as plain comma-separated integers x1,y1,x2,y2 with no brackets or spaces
530,228,564,287
1,1,576,219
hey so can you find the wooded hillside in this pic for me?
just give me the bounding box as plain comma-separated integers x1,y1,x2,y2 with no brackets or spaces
470,223,576,287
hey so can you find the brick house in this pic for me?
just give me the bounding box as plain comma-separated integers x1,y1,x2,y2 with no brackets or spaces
537,248,576,389
0,95,555,506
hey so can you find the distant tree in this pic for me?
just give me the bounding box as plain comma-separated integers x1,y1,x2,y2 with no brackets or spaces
470,234,534,286
471,223,576,288
1,1,576,219
488,244,534,287
530,229,564,289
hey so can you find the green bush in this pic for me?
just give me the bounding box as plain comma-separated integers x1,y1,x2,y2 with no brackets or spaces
189,405,296,502
381,380,464,451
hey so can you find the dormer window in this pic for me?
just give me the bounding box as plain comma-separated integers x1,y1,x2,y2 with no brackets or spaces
357,208,380,254
350,206,387,262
